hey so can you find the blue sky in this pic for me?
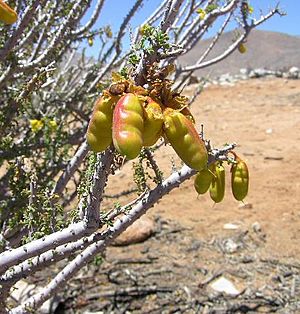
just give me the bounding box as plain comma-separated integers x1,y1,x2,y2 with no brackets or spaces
97,0,299,34
84,0,300,56
249,0,300,35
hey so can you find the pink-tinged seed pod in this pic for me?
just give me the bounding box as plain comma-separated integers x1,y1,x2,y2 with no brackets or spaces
86,92,120,152
163,108,208,171
112,93,144,160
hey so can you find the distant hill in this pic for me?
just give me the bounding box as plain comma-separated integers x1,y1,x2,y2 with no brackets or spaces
179,30,300,78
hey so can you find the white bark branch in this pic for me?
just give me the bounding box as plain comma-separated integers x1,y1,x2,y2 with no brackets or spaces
0,148,114,275
179,0,240,48
181,6,280,73
10,143,236,313
0,0,43,60
20,0,84,68
161,0,184,32
71,0,105,37
174,10,233,90
52,141,89,197
0,221,88,275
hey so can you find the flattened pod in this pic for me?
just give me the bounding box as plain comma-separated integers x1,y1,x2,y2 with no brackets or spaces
0,1,18,24
231,159,249,201
86,92,119,152
143,97,163,147
194,168,213,195
112,93,144,160
209,163,225,203
163,108,207,171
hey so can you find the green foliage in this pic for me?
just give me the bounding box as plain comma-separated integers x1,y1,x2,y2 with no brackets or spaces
77,152,98,215
205,3,218,13
93,254,104,266
0,46,80,240
133,158,147,194
21,188,64,243
128,25,171,67
0,0,101,237
132,148,164,194
78,153,97,197
0,159,65,242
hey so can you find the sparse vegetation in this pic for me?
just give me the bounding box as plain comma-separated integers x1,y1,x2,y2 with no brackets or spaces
0,1,283,312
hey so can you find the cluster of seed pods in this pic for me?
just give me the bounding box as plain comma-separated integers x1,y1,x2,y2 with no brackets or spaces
86,81,208,172
194,153,249,203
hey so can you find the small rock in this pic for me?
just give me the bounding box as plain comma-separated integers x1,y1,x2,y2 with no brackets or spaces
265,128,273,134
239,68,249,75
219,81,235,87
238,203,253,209
218,73,236,86
252,221,261,233
241,255,255,263
223,238,239,253
219,73,231,80
210,276,241,295
248,70,256,78
282,72,290,79
112,216,155,246
223,223,239,230
186,240,202,252
288,66,299,79
239,74,249,80
249,68,267,78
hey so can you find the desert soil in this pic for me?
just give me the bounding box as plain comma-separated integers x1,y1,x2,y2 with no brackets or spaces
47,78,300,313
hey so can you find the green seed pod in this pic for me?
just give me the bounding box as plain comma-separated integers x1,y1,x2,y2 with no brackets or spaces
86,92,120,152
143,97,164,147
163,108,208,171
112,93,144,160
231,158,249,201
194,168,213,195
209,163,225,203
0,1,18,25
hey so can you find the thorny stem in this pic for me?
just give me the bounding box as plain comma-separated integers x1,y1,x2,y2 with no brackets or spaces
0,148,113,276
143,148,163,185
0,0,43,61
52,141,89,197
71,0,105,37
10,144,236,313
174,10,233,89
181,6,282,73
0,63,56,137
